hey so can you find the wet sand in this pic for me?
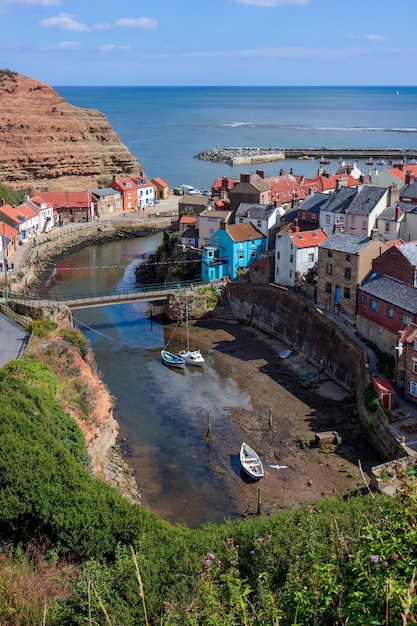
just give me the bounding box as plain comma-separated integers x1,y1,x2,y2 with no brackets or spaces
181,313,382,518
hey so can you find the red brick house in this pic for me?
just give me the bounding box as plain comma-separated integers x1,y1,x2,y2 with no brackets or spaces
357,273,417,354
372,241,417,287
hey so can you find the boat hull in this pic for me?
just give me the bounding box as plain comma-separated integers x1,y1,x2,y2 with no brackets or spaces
240,442,264,480
179,349,205,366
161,350,185,368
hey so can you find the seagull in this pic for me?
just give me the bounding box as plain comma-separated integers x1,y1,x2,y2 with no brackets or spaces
269,464,288,470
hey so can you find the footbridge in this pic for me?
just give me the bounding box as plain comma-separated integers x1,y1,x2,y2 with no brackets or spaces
6,279,206,310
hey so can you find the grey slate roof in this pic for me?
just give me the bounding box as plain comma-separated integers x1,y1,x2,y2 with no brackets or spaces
360,272,417,313
298,193,328,213
320,186,357,214
182,227,199,238
91,187,119,197
345,186,386,216
319,232,372,253
402,180,417,198
378,201,417,221
399,241,417,266
235,203,276,219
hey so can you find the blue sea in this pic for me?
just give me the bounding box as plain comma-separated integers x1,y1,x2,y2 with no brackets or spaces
54,85,417,191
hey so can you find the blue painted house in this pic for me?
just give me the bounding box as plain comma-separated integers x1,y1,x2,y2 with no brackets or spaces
201,222,266,282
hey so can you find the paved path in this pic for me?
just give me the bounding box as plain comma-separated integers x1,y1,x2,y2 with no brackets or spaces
0,311,29,368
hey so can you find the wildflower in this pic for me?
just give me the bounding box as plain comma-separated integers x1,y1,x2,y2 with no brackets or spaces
295,554,301,561
382,561,389,568
207,553,215,560
250,550,255,556
257,537,264,544
371,555,379,564
204,559,211,567
392,553,399,560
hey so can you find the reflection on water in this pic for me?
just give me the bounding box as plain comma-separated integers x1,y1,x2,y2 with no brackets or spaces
43,236,252,527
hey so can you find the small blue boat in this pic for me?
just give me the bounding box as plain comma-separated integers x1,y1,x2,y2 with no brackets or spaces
161,349,185,368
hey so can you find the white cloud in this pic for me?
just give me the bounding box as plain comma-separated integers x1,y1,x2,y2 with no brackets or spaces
0,0,61,11
144,46,379,62
351,34,389,42
234,0,309,6
39,13,159,33
39,13,90,31
39,40,82,51
98,44,133,52
115,17,159,30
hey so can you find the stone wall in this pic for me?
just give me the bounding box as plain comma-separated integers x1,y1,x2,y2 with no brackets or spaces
229,283,364,391
228,282,407,461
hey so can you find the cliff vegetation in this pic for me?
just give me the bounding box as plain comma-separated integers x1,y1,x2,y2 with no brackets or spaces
0,314,416,623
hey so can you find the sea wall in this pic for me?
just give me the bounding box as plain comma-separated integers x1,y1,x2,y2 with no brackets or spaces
228,283,364,391
227,282,407,461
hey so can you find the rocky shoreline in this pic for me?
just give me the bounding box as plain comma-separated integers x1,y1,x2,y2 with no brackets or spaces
195,146,285,165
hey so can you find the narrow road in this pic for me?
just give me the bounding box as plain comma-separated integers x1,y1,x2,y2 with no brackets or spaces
0,312,29,368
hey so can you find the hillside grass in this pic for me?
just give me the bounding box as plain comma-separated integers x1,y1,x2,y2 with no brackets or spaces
0,315,416,624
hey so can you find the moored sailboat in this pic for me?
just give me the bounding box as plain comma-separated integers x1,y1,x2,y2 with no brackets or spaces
179,293,205,366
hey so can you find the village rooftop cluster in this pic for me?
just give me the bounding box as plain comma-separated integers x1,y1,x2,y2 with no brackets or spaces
1,160,417,406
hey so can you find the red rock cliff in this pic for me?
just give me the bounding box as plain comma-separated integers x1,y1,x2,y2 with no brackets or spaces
0,69,142,192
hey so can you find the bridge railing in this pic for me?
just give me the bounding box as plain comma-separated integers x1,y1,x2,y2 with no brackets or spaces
8,279,206,306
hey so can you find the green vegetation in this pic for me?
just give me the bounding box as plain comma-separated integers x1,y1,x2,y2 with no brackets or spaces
198,285,219,308
59,328,89,359
364,381,380,412
0,314,417,623
0,182,28,207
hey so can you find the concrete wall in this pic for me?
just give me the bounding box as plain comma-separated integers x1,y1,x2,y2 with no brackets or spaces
228,283,364,390
227,282,407,461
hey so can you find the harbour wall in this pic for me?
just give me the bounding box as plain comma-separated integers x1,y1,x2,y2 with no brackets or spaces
195,146,417,165
228,282,406,461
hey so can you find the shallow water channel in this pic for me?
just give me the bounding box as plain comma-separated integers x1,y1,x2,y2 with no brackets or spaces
42,235,252,527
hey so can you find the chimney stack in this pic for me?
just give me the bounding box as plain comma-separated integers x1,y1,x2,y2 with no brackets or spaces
256,169,265,179
395,205,401,222
388,183,400,206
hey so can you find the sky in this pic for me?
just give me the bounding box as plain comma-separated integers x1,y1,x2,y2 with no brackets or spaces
1,0,416,87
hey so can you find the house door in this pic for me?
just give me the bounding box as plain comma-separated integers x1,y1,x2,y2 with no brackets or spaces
335,285,341,308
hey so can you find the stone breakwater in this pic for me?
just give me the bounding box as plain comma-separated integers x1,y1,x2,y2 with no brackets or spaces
196,146,417,166
195,147,285,166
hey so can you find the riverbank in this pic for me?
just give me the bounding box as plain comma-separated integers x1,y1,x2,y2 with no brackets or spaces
173,310,382,518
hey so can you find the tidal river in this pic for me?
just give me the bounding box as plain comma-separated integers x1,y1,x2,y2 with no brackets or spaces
43,235,252,527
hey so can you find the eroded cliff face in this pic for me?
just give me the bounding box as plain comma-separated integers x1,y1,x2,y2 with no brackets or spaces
0,70,142,192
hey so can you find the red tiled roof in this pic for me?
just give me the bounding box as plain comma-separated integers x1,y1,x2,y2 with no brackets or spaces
37,191,91,208
15,202,38,219
211,177,239,189
301,173,360,194
152,177,169,187
180,215,197,224
0,220,18,239
266,174,307,202
214,199,230,210
289,228,327,248
226,222,264,242
400,323,417,344
372,375,396,394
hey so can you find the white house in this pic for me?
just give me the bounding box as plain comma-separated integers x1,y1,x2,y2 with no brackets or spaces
23,195,54,233
275,226,328,287
235,203,281,249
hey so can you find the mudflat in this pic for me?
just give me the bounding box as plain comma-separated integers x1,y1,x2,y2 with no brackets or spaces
184,312,382,518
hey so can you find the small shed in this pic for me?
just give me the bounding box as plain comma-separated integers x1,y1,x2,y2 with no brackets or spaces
372,375,396,411
151,177,169,200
